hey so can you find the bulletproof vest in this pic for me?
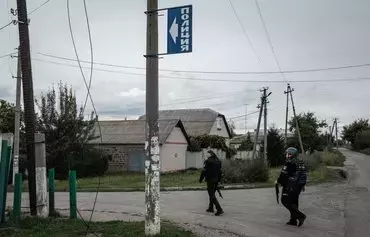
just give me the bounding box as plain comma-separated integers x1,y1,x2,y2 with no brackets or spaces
295,160,307,185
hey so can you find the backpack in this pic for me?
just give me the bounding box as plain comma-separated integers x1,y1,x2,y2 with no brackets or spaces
295,160,307,185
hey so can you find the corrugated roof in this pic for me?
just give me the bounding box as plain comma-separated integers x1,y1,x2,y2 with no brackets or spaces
138,109,231,137
89,119,184,145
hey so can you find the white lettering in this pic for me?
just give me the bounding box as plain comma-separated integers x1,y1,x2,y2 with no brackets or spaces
182,20,189,27
181,26,189,33
181,32,190,38
181,7,190,14
181,39,189,45
181,45,189,51
179,8,191,52
181,13,189,21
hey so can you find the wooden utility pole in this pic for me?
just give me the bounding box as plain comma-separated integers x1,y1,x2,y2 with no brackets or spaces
252,97,264,160
284,84,290,147
263,88,271,160
12,47,22,186
145,0,160,235
16,0,37,216
287,84,304,154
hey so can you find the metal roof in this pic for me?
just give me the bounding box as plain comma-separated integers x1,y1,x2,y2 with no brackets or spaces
89,119,189,145
138,108,231,138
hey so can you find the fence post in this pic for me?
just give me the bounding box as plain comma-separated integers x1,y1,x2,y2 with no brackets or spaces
69,170,77,219
35,133,48,217
48,168,55,216
13,173,22,221
0,141,11,223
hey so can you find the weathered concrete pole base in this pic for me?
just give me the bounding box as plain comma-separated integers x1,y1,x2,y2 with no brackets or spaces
35,133,48,217
145,136,161,236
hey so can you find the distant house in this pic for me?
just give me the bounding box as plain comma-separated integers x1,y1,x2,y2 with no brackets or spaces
89,119,190,173
138,109,232,140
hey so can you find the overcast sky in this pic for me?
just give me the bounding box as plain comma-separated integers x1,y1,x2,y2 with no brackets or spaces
1,0,370,135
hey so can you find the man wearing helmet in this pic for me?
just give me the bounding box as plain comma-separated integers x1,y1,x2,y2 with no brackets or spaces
199,150,224,216
276,147,307,226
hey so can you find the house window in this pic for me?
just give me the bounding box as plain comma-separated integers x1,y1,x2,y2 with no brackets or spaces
217,117,222,130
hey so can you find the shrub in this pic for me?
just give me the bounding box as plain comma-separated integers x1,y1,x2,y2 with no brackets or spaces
300,152,321,171
321,150,345,166
49,147,109,180
222,159,269,183
354,130,370,150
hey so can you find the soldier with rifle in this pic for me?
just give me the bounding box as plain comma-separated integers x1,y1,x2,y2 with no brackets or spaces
199,150,224,216
275,147,307,226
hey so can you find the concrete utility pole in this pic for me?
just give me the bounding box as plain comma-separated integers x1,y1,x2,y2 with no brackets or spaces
252,93,265,160
35,133,48,217
16,0,37,216
13,47,22,186
288,84,304,154
284,84,290,147
244,104,248,134
335,118,339,150
145,0,160,235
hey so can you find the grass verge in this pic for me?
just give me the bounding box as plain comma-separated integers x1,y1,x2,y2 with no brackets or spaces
268,165,346,185
8,166,346,193
0,217,195,237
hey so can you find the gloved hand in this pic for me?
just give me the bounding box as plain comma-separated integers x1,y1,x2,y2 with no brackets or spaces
302,186,305,192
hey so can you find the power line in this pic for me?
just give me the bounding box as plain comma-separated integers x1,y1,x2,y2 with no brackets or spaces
67,0,101,236
29,0,52,15
38,52,370,75
82,0,94,115
254,0,287,81
229,110,260,119
0,52,15,59
0,21,14,31
228,0,261,63
30,58,370,84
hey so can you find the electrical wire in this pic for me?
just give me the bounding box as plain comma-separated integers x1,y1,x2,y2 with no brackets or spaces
30,58,370,84
254,0,287,82
229,110,260,119
82,0,94,119
66,0,101,236
228,0,261,63
81,1,98,235
29,0,52,15
0,21,13,31
38,52,370,75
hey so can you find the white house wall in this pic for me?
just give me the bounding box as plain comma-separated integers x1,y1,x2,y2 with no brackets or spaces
161,127,188,172
209,117,229,138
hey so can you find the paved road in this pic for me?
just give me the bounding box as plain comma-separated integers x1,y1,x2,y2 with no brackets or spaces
6,149,370,237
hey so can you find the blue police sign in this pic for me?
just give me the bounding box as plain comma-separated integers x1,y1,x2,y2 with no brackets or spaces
167,5,192,55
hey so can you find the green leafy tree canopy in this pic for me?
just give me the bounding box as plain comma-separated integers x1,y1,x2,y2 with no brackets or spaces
288,112,327,153
342,119,369,145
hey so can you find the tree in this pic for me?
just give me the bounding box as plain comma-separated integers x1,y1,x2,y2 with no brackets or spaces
266,128,285,167
238,132,253,151
342,119,369,146
228,120,236,137
36,82,107,179
0,100,16,133
289,112,327,153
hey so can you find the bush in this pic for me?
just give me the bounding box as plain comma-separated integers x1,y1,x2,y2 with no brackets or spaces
301,152,321,171
354,130,370,150
321,150,345,166
222,159,269,183
49,147,109,180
